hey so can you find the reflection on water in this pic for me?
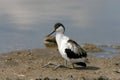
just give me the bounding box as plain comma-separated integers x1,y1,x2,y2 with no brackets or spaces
0,0,120,53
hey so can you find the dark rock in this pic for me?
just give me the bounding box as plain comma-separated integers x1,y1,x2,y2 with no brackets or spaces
114,69,120,73
98,76,109,80
35,78,42,80
44,77,50,80
35,77,61,80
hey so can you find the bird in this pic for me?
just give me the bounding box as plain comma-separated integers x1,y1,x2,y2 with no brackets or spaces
45,23,88,69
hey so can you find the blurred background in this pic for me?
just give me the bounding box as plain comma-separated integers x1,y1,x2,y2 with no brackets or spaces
0,0,120,53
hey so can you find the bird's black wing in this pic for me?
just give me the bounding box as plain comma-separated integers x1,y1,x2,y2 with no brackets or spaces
65,39,87,59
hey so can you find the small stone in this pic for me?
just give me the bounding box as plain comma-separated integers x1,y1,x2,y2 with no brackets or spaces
35,79,42,80
114,69,120,73
35,78,42,80
94,70,101,74
114,63,120,67
43,77,50,80
98,76,109,80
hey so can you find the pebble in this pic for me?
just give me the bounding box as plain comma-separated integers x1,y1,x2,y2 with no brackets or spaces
114,69,120,73
98,76,109,80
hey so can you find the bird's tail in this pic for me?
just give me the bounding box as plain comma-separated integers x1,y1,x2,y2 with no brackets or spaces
74,58,89,67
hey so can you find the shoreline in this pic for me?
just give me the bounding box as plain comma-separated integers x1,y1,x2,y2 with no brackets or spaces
0,48,119,80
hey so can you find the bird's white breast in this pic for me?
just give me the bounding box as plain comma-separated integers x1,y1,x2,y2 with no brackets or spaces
56,33,70,61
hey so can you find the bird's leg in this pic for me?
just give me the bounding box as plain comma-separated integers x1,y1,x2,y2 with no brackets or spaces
64,60,75,69
54,64,65,70
67,61,75,69
42,62,58,68
42,61,65,70
69,63,75,69
64,60,74,69
54,60,68,70
43,60,72,70
64,60,68,67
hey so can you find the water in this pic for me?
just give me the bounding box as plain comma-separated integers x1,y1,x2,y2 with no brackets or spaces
0,0,120,53
89,52,120,58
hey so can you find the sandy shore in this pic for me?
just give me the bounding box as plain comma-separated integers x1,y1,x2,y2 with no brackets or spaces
0,48,120,80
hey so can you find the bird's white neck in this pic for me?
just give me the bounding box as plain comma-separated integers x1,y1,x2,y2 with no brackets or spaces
55,32,64,47
55,32,69,49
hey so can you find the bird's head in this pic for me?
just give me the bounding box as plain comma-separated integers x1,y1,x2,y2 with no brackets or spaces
47,23,65,36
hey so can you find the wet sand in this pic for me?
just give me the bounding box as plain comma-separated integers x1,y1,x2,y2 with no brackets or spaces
0,48,120,80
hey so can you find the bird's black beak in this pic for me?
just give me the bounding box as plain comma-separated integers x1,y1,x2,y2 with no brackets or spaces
47,30,55,36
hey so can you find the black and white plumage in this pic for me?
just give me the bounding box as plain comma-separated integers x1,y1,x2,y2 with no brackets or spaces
47,23,87,68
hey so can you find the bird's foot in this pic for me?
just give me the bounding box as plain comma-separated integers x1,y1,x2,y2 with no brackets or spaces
54,64,66,70
42,62,66,70
42,62,57,68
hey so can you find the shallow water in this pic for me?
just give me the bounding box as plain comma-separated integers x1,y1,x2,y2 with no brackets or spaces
89,46,120,58
89,52,120,58
0,0,120,53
